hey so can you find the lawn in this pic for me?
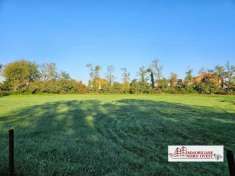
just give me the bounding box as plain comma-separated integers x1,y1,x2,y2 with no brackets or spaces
0,94,235,176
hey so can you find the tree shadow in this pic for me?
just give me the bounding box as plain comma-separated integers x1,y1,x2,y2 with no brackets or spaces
219,98,235,106
0,99,234,176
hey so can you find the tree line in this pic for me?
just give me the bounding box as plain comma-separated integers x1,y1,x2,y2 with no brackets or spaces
0,59,235,95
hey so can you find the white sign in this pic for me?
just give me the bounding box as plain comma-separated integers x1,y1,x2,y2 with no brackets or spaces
168,145,224,162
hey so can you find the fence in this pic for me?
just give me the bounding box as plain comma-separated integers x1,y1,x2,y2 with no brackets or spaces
8,129,14,176
227,149,235,176
2,129,235,176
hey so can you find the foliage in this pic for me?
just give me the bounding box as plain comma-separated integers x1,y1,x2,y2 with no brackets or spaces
1,59,235,95
121,68,130,93
60,71,72,80
194,82,218,94
0,82,9,96
39,63,58,81
3,60,40,92
150,59,163,82
86,64,103,91
184,69,193,86
28,80,87,94
169,72,178,88
106,65,115,86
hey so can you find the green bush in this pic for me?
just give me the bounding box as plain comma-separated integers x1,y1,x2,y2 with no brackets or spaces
194,82,219,94
28,80,87,94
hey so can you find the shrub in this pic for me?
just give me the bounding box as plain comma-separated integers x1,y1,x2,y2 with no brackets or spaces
0,82,10,96
28,80,87,94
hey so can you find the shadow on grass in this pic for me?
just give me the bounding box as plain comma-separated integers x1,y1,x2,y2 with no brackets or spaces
0,99,234,176
219,98,235,105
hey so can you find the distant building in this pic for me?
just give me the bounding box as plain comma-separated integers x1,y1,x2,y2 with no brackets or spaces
193,72,223,88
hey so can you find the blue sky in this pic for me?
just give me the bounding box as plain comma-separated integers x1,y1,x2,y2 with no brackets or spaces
0,0,235,83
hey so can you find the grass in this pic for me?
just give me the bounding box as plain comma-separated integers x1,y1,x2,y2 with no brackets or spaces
0,94,235,176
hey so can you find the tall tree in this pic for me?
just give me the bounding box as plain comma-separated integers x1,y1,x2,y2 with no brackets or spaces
137,66,151,93
94,65,101,80
40,63,58,81
169,73,178,88
150,59,163,87
214,65,225,88
106,65,115,86
215,65,225,77
0,64,3,76
0,64,2,72
225,61,235,88
60,71,71,80
86,64,101,90
157,78,169,90
3,60,39,91
121,68,130,93
185,69,193,86
86,64,95,84
147,68,155,88
138,66,148,83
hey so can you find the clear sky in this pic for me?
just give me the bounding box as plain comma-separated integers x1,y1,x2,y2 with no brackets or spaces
0,0,235,83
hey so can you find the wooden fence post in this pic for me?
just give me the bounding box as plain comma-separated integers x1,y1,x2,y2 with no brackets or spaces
8,129,14,176
227,150,235,176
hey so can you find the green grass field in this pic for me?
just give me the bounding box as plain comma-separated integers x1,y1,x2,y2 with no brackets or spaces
0,94,235,176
